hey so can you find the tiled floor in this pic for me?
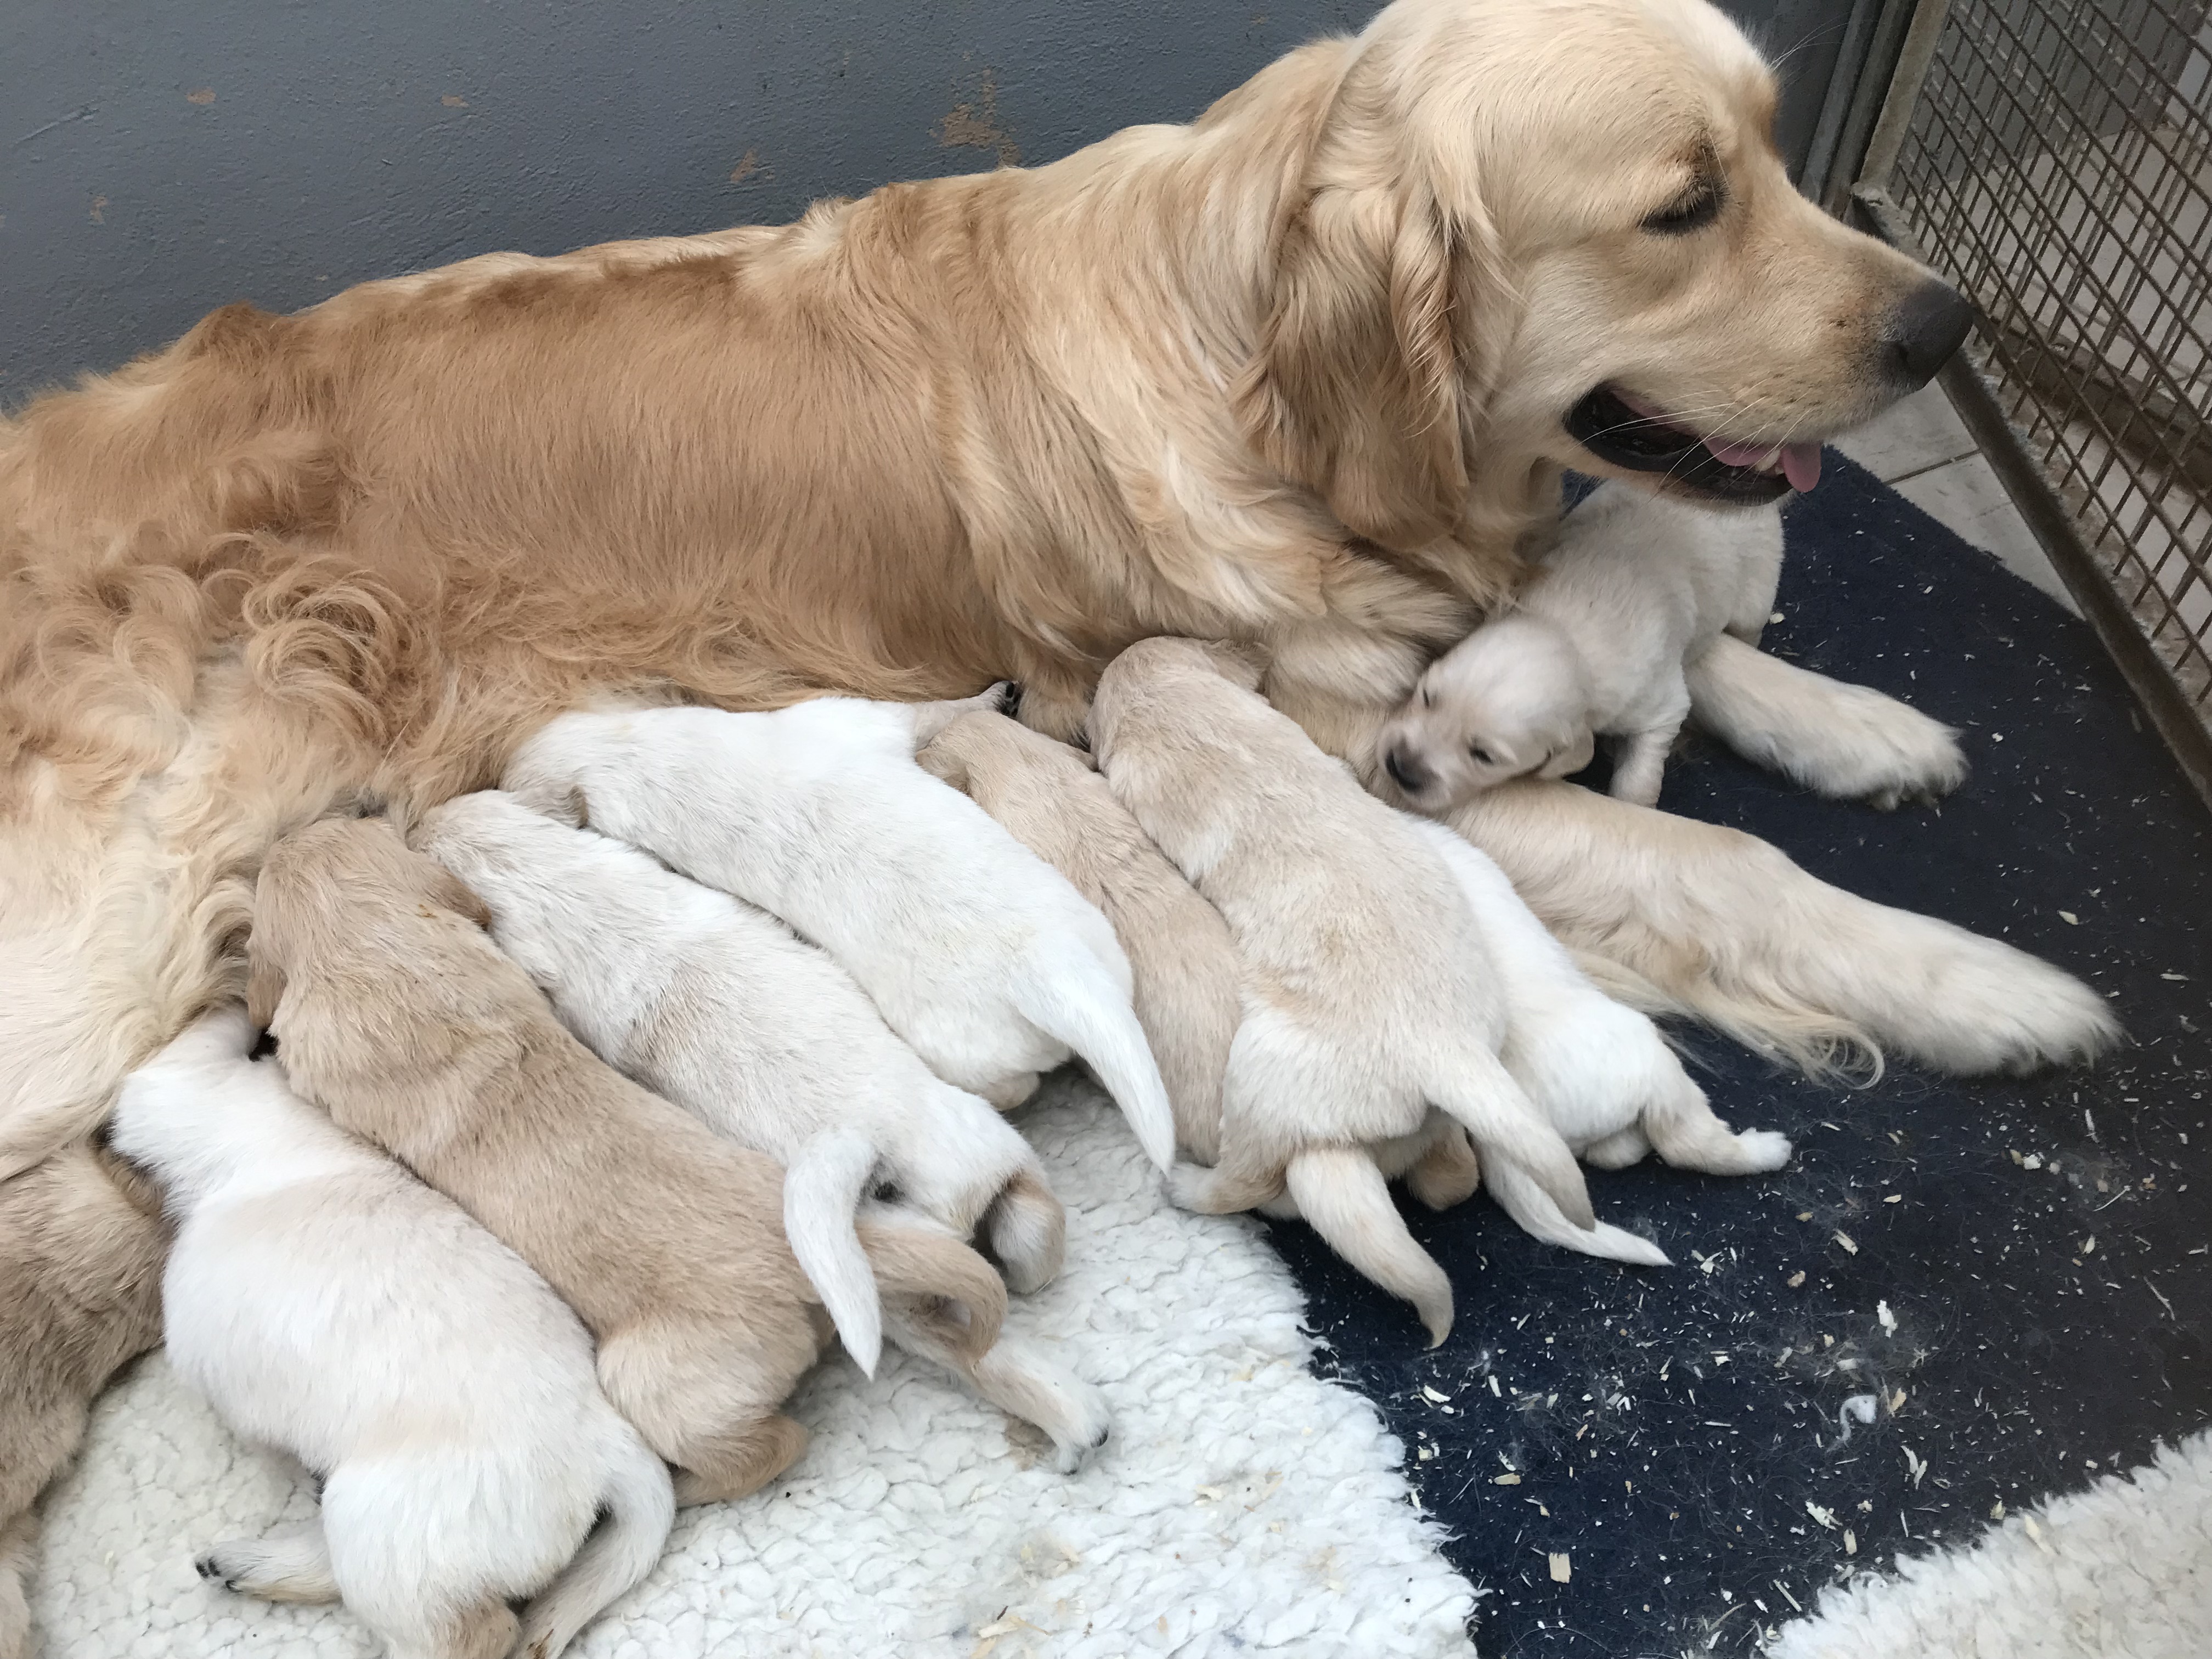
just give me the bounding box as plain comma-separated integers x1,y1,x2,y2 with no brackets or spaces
1832,382,2082,614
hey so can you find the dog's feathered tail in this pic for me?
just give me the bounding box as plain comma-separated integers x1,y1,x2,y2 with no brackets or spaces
782,1131,887,1376
1010,935,1177,1171
1283,1147,1454,1345
512,1418,675,1659
1686,634,1967,808
855,1219,1008,1364
1425,1046,1597,1232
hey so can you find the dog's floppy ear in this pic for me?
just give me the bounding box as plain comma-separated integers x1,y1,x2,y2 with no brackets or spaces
1194,638,1272,691
1235,77,1482,554
1539,728,1596,780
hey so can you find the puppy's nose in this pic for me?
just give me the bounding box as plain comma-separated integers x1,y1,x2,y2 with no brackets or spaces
1384,744,1431,794
1883,279,1973,389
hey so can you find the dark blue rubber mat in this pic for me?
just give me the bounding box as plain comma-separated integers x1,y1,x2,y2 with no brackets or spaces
1264,453,2212,1657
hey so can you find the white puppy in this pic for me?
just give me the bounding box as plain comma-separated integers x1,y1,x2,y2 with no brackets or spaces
1377,482,1784,808
1089,636,1597,1346
503,694,1177,1172
109,1010,673,1659
1404,817,1795,1263
411,791,1067,1380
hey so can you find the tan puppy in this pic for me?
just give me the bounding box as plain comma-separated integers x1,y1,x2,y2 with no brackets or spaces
916,710,1243,1166
0,1139,166,1659
245,816,1008,1506
1089,637,1596,1343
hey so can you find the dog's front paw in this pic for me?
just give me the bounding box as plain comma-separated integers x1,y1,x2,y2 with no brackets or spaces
1731,1128,1794,1172
1052,1391,1114,1474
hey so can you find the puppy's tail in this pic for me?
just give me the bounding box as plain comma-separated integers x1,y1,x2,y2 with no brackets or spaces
1283,1147,1455,1346
1011,936,1177,1172
1685,634,1967,808
1426,1047,1597,1234
1482,1159,1672,1267
783,1132,887,1377
856,1220,1008,1365
512,1420,675,1659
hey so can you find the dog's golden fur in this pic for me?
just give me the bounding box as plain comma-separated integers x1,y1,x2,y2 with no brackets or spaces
0,1138,166,1657
0,0,2104,1186
246,816,1007,1506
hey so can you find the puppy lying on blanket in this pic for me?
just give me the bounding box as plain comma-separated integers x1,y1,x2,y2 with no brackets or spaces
246,816,1009,1506
111,1010,673,1659
0,1136,165,1659
503,696,1177,1169
916,710,1243,1167
1379,482,1965,810
1406,818,1793,1264
412,793,1109,1472
1089,636,1598,1344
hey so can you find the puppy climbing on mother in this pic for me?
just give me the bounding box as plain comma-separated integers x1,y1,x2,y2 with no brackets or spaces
1088,635,1598,1345
110,1009,673,1659
502,693,1177,1169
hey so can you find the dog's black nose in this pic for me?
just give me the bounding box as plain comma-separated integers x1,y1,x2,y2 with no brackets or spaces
1384,745,1431,794
1884,279,1973,388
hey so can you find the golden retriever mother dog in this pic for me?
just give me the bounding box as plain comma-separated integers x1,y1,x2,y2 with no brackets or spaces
0,0,2114,1184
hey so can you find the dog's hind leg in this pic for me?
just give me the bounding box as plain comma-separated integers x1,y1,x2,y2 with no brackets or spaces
196,1521,340,1603
882,1301,1113,1474
982,1166,1066,1296
1639,1076,1792,1176
1404,1126,1482,1210
664,1414,810,1508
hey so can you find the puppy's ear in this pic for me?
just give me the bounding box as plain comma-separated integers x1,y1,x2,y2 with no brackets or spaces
1234,70,1495,554
245,950,287,1034
1539,727,1596,780
426,864,495,931
1194,639,1272,691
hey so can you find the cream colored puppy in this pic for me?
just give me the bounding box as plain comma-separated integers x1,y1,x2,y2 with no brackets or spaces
110,1010,673,1659
410,793,1108,1472
1378,483,1785,808
916,710,1243,1166
1088,636,1596,1345
1406,817,1794,1263
247,817,1011,1510
503,696,1177,1170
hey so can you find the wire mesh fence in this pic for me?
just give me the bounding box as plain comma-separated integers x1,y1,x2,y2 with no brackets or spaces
1878,0,2212,736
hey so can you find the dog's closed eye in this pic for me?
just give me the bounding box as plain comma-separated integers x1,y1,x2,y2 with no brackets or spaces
1470,743,1496,766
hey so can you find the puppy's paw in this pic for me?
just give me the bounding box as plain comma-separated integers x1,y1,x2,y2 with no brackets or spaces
1730,1128,1794,1172
1579,1126,1651,1170
194,1532,338,1605
1051,1387,1115,1475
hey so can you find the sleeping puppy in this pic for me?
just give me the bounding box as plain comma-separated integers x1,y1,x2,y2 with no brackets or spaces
915,710,1242,1167
110,1009,672,1659
503,695,1177,1170
411,793,1109,1472
0,1137,165,1659
246,815,1011,1506
1406,818,1794,1263
1088,636,1596,1345
1377,482,1784,809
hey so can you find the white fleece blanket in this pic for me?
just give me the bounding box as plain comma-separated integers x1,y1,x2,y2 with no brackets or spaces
33,1073,1479,1658
1768,1430,2212,1659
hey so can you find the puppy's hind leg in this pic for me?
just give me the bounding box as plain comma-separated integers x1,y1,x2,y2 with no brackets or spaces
196,1521,340,1603
1404,1127,1482,1211
983,1166,1066,1296
1639,1074,1792,1176
666,1414,811,1508
1166,1156,1283,1216
883,1300,1113,1475
1606,708,1685,809
1283,1147,1455,1347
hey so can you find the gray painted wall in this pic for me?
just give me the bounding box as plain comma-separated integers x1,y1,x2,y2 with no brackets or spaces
3,1,1850,407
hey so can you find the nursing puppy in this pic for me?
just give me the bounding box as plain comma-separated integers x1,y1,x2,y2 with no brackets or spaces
916,710,1242,1167
111,1010,672,1659
0,1137,165,1659
1406,818,1793,1262
411,794,1107,1472
1088,636,1595,1344
246,816,1009,1507
1378,483,1787,809
503,696,1177,1169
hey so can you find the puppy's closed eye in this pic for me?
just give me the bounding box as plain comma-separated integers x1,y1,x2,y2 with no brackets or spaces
1470,744,1496,766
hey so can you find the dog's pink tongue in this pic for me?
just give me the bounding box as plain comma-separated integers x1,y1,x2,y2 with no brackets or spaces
1781,443,1822,492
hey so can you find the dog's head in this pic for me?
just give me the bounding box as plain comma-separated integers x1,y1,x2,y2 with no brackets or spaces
246,814,493,1031
1374,615,1595,807
1236,0,1970,549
